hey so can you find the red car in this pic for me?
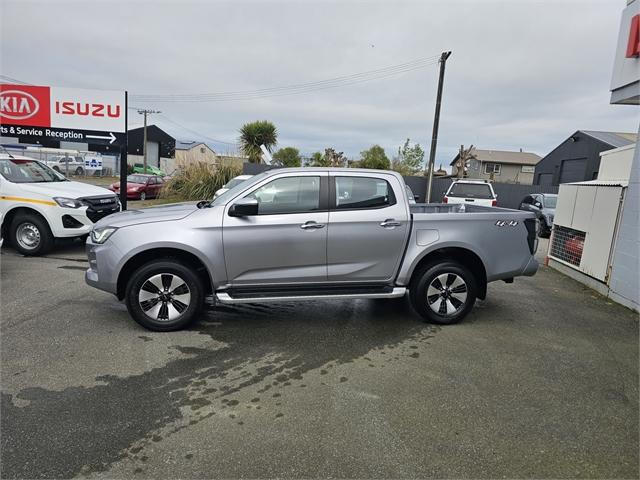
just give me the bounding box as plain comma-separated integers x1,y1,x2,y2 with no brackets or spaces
109,174,164,200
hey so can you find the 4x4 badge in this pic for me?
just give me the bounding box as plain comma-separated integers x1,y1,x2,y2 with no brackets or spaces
495,220,519,227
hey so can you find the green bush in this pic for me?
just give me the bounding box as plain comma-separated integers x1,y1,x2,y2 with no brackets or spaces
161,162,242,201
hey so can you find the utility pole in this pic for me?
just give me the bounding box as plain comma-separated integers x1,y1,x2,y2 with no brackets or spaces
425,51,451,202
137,109,160,174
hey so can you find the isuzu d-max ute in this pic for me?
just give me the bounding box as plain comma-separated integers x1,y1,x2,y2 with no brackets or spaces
85,168,538,331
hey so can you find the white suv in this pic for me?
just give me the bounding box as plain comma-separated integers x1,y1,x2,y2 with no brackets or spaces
0,154,119,255
443,179,498,207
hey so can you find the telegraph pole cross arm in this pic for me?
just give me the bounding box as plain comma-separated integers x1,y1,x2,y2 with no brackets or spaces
425,51,452,203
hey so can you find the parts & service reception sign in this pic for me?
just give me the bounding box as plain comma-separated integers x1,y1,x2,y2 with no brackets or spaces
0,84,126,145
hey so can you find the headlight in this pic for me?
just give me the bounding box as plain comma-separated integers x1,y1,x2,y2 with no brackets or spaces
53,197,83,208
91,226,118,244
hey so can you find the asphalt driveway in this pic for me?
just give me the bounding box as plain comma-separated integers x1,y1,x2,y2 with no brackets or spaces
1,240,638,479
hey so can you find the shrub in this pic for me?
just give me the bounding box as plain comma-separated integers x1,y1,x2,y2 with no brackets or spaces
161,162,242,201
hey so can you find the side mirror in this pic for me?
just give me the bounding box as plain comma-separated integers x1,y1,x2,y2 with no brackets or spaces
413,195,420,202
532,202,542,210
229,197,259,217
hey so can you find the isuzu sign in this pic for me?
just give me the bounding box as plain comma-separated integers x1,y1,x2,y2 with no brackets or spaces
0,84,126,144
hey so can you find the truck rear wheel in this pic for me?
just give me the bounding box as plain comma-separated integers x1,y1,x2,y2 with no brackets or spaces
125,260,204,331
409,261,477,325
9,213,54,256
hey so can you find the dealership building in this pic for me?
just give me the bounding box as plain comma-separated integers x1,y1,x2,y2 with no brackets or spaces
547,0,639,312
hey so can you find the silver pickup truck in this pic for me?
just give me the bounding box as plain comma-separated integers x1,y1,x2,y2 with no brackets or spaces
85,168,538,331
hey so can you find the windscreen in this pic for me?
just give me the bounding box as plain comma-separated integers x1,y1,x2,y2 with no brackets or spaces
211,172,270,206
127,175,150,184
544,195,557,208
0,158,67,183
224,177,250,189
448,183,493,199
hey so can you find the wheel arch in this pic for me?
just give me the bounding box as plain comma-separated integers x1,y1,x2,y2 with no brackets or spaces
409,246,488,300
116,247,213,300
2,206,52,238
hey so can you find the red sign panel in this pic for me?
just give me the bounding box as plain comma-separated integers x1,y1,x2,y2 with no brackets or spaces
0,84,50,127
627,14,640,58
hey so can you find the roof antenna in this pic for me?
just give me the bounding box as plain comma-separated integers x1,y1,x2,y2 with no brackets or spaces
0,144,15,159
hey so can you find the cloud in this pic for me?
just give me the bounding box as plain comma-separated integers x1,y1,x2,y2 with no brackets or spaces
1,0,636,166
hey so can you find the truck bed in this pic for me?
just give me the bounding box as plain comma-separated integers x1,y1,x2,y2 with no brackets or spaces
410,203,511,214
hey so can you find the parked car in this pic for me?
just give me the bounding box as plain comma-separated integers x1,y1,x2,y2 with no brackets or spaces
213,174,253,199
109,174,164,200
443,179,498,207
0,154,119,255
518,193,557,238
45,155,85,176
132,163,165,176
85,168,538,331
405,185,418,204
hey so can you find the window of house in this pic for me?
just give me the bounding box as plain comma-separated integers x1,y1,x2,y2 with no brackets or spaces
334,176,396,210
200,147,206,154
484,163,501,175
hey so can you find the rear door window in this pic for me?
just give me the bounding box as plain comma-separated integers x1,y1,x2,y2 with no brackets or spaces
334,177,396,210
448,183,494,199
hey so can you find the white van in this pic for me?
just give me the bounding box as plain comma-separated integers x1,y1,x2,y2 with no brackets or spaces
0,154,119,255
443,179,498,207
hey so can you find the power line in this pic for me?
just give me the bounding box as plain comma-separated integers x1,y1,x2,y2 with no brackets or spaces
156,114,237,146
130,55,440,103
0,74,31,85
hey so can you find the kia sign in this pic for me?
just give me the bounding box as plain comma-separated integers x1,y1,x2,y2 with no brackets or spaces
0,84,126,144
610,1,640,105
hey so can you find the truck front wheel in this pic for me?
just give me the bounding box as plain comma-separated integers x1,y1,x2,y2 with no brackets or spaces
10,213,54,256
410,261,477,325
125,260,204,331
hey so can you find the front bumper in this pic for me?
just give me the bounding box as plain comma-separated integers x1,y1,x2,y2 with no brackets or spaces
85,239,120,295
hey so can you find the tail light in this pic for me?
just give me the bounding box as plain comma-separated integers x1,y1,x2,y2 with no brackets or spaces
523,218,538,254
491,199,498,207
443,196,448,203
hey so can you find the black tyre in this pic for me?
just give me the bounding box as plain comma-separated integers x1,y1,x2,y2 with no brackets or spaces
125,260,204,331
139,191,146,201
537,220,551,238
75,167,84,175
9,213,54,256
409,261,477,325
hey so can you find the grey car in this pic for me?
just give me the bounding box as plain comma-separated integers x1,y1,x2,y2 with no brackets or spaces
518,193,557,238
86,168,538,331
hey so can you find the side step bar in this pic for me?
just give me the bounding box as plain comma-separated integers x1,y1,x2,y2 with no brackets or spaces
215,287,407,304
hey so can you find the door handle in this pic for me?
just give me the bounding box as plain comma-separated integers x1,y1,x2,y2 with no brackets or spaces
380,219,401,228
300,221,325,230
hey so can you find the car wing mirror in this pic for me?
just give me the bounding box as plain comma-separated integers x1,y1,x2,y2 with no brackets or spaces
413,195,420,202
229,197,259,217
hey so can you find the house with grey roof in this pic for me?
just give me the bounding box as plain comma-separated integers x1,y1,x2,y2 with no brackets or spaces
175,141,218,166
534,130,637,186
450,148,541,185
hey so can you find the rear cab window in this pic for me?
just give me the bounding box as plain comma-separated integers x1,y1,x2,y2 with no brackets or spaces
334,176,396,210
447,182,494,199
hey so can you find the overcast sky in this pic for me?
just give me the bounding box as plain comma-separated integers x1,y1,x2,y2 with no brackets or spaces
1,0,638,167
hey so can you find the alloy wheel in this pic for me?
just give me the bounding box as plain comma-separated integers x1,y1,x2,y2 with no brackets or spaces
138,273,191,321
426,273,468,316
